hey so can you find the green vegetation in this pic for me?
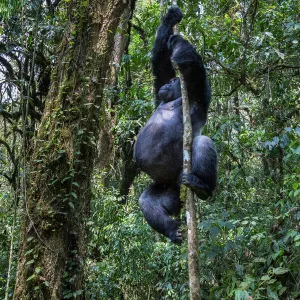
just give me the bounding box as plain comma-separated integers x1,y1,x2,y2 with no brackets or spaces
0,0,299,299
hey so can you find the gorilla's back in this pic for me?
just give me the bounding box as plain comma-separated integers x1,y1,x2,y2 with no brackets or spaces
134,98,183,182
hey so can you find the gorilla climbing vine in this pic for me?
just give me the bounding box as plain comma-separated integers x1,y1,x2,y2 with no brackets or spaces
134,7,217,243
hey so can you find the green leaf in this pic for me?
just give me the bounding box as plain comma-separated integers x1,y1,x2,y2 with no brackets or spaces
50,179,59,185
273,267,289,275
294,235,300,241
261,275,271,281
274,49,285,60
205,250,218,258
71,192,77,199
61,177,71,183
293,146,300,155
26,274,36,281
292,182,299,190
210,226,220,239
279,287,287,296
265,32,273,38
234,289,249,300
267,287,279,300
268,279,277,284
25,249,34,256
63,293,74,299
26,259,35,265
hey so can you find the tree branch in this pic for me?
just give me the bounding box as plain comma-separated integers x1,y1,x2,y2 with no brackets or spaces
0,56,16,79
0,138,14,162
130,19,148,47
213,83,242,97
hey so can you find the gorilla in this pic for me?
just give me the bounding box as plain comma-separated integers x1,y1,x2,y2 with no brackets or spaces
134,7,217,243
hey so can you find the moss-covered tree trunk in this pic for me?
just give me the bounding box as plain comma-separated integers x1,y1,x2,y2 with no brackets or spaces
14,1,127,299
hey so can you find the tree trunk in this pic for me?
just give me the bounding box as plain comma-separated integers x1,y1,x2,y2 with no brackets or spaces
96,0,137,190
14,1,127,299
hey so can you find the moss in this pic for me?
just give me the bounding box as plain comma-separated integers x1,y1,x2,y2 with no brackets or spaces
57,79,73,104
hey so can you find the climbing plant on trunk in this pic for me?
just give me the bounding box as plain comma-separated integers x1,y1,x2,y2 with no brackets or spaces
14,0,127,299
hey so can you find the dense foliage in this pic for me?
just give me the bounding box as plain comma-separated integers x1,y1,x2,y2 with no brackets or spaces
0,0,299,299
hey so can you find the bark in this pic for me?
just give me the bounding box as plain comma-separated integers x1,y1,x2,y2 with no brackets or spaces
172,2,201,298
180,75,201,300
119,129,138,202
116,9,139,200
14,1,127,299
97,0,137,192
109,1,136,89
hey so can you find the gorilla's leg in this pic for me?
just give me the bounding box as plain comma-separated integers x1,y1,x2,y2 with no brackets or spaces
182,135,217,200
138,182,182,243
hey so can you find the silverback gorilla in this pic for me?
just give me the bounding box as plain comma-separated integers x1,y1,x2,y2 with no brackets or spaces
134,7,217,243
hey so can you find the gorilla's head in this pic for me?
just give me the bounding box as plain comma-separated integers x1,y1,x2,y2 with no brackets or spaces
158,77,181,102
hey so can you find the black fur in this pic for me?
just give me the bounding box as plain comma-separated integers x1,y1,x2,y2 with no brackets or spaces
134,7,217,243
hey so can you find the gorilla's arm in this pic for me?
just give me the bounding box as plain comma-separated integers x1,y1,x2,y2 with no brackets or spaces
168,35,211,127
152,7,182,104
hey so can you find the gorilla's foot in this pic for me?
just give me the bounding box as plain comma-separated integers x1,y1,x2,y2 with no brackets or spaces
182,173,212,200
167,222,183,244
